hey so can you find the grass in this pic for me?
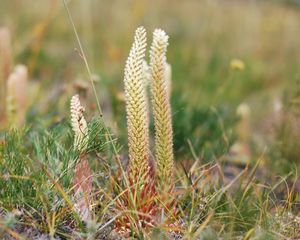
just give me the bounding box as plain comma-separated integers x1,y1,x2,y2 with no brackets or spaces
0,0,300,239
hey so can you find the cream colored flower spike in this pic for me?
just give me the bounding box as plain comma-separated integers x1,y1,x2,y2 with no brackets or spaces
150,29,174,188
6,64,28,127
70,94,88,152
123,26,150,180
0,28,13,116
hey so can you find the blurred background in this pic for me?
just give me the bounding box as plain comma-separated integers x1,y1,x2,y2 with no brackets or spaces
1,0,300,174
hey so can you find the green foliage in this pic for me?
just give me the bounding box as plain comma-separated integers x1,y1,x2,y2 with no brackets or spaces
87,117,109,154
171,91,237,161
0,117,108,210
0,129,39,208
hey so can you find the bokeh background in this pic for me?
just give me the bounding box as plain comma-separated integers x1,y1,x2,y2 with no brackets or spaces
1,0,300,173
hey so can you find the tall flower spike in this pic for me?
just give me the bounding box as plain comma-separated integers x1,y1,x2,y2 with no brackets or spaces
70,94,88,152
6,65,28,127
150,29,174,188
123,26,150,182
0,27,13,120
70,94,92,222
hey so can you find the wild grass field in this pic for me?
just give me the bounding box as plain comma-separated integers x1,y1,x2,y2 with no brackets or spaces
0,0,300,239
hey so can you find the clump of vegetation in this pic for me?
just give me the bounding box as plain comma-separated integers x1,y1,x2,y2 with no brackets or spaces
0,1,300,239
171,92,237,162
269,81,300,174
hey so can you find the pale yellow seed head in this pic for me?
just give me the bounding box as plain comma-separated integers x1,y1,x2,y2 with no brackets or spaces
70,94,88,152
123,26,151,182
6,64,28,127
150,29,174,188
0,27,13,119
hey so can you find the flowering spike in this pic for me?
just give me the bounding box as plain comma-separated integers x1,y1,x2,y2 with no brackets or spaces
0,27,13,119
70,94,92,222
149,29,174,188
123,26,151,182
70,94,88,152
6,65,28,127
